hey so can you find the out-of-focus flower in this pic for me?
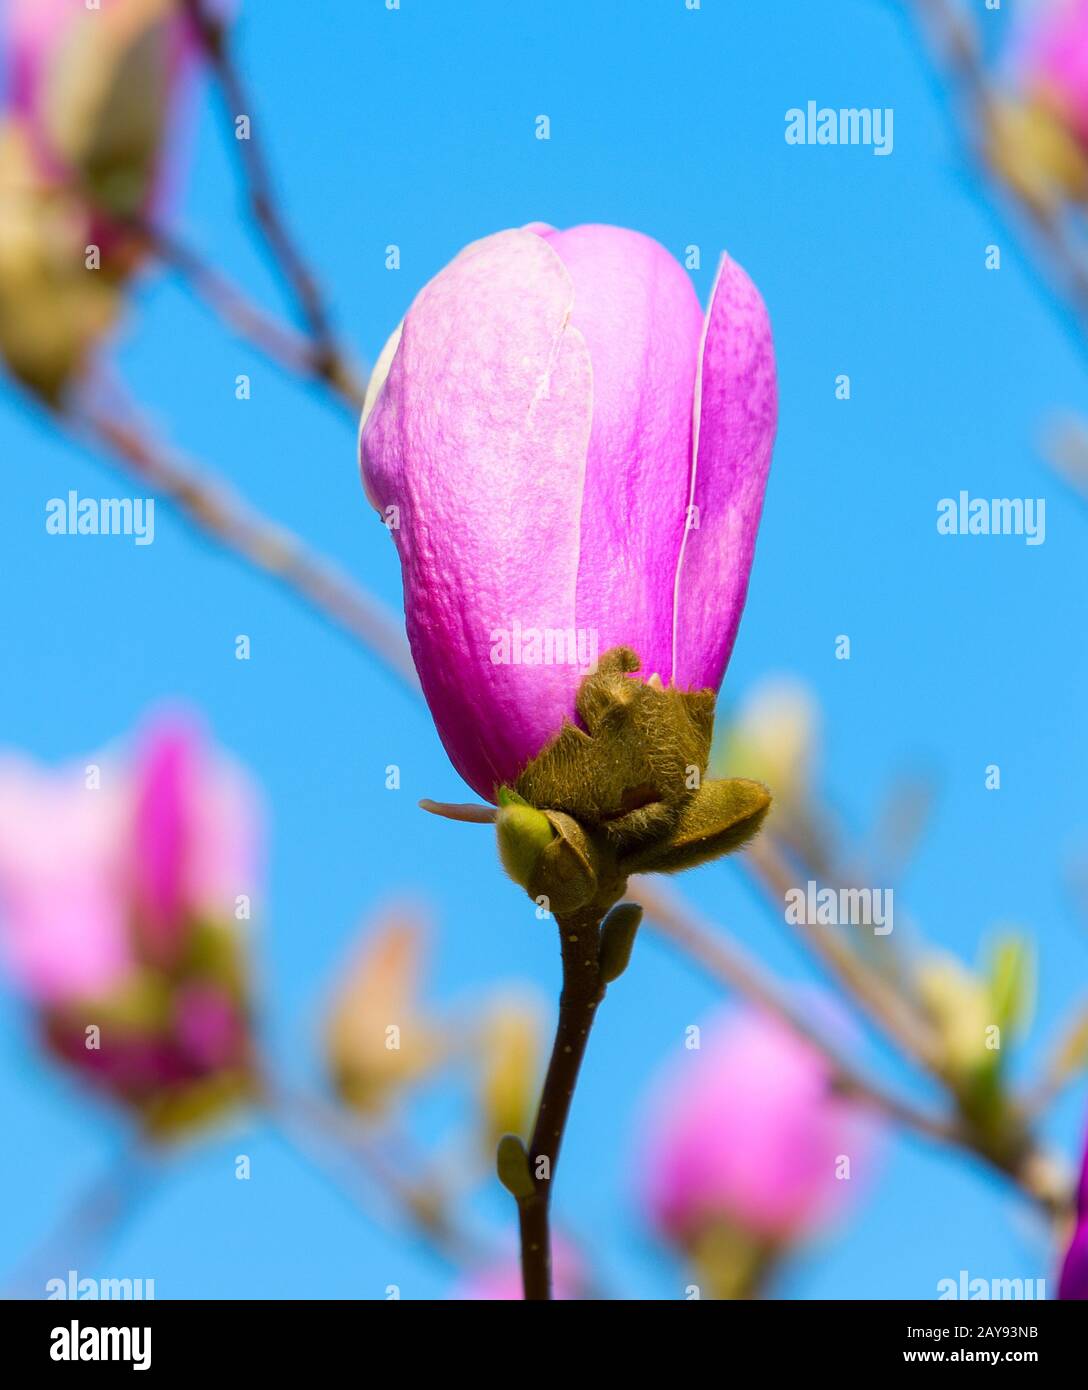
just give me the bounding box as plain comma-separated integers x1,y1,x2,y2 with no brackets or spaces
450,1239,582,1301
1059,1120,1088,1299
0,0,210,398
360,223,776,803
915,935,1034,1146
1018,0,1088,150
475,991,542,1152
0,119,120,400
638,1007,881,1295
715,676,817,822
6,0,200,231
325,905,444,1118
988,2,1088,214
0,713,259,1138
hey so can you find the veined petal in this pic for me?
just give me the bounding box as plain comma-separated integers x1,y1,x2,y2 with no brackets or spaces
672,252,776,692
361,228,593,799
537,225,703,683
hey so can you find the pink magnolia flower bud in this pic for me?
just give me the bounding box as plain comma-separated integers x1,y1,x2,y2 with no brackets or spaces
639,1008,880,1246
0,714,258,1132
1059,1121,1088,1299
4,0,203,234
360,223,776,801
1017,0,1088,148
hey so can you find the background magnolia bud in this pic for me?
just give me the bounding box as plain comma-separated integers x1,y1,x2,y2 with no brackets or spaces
0,714,259,1137
324,905,443,1117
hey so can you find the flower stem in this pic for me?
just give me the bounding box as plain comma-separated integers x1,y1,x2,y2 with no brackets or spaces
518,905,607,1300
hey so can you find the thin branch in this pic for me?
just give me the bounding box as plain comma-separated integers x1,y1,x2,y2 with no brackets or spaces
66,396,420,695
2,1143,156,1299
181,0,367,408
632,877,963,1146
744,833,946,1073
133,219,360,415
635,875,1071,1219
268,1086,491,1271
515,904,608,1300
904,0,1088,348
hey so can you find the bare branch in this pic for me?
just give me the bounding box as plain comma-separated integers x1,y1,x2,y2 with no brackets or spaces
66,395,419,694
181,0,368,408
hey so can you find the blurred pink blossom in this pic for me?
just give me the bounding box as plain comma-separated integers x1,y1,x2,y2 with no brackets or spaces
130,713,257,967
3,0,205,237
639,1007,882,1246
0,754,128,1002
1018,0,1088,147
0,713,258,1131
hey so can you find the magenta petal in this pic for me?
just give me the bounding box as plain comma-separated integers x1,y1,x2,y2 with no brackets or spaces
1060,1223,1088,1299
672,253,777,693
361,229,593,799
131,716,199,957
537,225,704,683
131,714,257,958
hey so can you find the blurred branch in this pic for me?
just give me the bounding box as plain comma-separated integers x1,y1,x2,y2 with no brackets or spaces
65,394,420,694
745,833,945,1072
1047,414,1088,507
268,1087,491,1271
904,0,1088,348
181,0,367,408
1,1143,156,1300
632,877,961,1146
131,218,361,418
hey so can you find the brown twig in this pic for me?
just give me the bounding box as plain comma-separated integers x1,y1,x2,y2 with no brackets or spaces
133,219,361,414
516,905,608,1300
67,396,420,694
181,0,367,407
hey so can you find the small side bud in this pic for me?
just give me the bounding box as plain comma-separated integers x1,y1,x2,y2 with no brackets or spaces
495,802,555,890
598,902,643,983
527,811,600,916
496,1133,535,1200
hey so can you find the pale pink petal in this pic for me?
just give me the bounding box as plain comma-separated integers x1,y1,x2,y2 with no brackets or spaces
0,757,130,1003
361,228,593,800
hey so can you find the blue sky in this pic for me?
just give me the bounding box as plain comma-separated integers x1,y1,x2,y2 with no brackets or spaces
1,0,1086,1299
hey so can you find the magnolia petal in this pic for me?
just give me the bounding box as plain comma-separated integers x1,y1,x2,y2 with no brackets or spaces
672,252,776,692
536,225,704,683
361,228,593,800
